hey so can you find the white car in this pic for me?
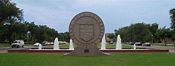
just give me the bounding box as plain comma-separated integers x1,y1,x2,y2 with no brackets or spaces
33,43,41,46
143,42,151,46
134,42,142,46
59,41,68,44
11,40,24,48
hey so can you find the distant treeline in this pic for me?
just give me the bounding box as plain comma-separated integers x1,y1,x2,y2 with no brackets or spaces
111,23,171,43
108,8,175,45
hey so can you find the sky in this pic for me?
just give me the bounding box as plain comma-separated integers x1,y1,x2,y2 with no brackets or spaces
11,0,175,33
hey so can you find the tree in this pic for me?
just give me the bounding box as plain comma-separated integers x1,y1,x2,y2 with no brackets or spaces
9,22,28,43
0,0,21,26
0,0,22,44
115,23,153,43
29,25,58,43
58,32,70,42
170,8,175,29
115,26,130,42
169,8,175,46
129,23,152,42
155,27,171,46
149,23,158,42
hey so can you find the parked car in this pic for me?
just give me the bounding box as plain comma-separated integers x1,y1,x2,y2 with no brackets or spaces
11,40,24,48
42,41,53,46
134,42,142,46
143,42,151,46
33,43,41,47
59,41,68,44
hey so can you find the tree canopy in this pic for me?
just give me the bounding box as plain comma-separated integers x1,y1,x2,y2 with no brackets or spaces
115,23,159,43
0,0,22,26
170,8,175,29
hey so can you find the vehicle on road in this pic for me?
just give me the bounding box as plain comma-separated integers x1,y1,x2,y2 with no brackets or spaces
11,40,24,48
59,41,68,44
134,42,142,46
42,41,53,46
143,42,151,46
33,43,41,47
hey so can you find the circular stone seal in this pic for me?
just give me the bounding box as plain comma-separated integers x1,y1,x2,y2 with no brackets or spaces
67,12,106,56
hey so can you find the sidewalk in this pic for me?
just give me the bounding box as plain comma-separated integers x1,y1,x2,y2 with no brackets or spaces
0,50,8,53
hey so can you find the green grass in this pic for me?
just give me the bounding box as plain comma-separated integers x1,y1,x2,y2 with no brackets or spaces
0,44,10,47
0,53,175,66
151,43,175,47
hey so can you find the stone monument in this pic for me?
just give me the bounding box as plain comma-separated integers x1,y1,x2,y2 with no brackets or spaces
67,12,107,56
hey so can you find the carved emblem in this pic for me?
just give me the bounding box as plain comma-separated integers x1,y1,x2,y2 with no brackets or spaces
67,12,107,56
79,24,94,42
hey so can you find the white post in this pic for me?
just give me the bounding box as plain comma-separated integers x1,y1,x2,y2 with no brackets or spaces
69,39,74,50
100,34,106,50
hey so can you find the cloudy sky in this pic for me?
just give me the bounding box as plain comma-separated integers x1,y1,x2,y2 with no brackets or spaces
11,0,175,33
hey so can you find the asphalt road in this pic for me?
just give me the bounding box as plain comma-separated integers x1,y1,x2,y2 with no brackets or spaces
0,46,35,50
0,47,12,50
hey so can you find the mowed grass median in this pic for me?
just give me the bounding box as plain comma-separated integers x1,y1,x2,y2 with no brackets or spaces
0,53,175,66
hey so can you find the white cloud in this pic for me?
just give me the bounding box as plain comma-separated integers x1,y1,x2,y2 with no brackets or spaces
11,0,175,33
13,1,75,32
74,0,120,6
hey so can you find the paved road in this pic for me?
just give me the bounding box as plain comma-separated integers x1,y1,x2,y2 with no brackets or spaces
0,46,34,50
0,47,11,50
0,46,35,53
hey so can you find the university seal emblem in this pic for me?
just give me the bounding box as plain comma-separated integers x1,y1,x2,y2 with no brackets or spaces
66,12,108,56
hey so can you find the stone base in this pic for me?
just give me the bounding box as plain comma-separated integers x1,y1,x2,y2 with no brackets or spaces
65,48,109,56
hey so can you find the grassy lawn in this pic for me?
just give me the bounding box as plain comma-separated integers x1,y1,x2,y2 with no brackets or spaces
0,44,10,47
151,43,175,47
43,43,133,49
0,53,175,66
